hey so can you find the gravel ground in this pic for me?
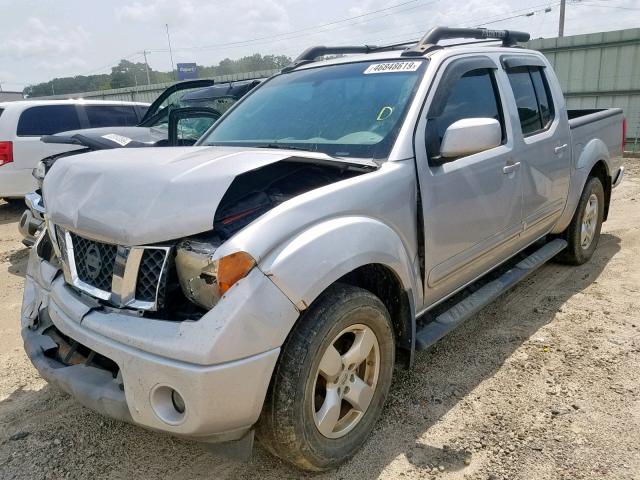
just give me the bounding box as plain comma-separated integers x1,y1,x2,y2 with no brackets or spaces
1,161,639,480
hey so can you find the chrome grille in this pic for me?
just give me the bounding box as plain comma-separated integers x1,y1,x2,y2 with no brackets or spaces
69,233,117,292
55,226,171,311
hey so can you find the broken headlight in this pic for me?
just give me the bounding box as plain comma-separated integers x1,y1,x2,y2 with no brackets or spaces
32,160,46,183
175,239,255,310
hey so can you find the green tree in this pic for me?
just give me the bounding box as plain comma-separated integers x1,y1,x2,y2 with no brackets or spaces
110,59,150,88
24,53,293,98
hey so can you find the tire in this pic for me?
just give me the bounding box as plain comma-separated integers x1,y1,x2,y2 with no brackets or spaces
256,283,395,471
556,176,605,265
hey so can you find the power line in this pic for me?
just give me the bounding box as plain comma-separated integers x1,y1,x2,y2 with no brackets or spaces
452,2,560,27
146,0,438,53
308,3,559,49
572,1,640,11
474,5,555,27
76,52,142,76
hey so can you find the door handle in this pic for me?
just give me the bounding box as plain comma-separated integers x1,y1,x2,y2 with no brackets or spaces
503,161,521,174
554,144,568,154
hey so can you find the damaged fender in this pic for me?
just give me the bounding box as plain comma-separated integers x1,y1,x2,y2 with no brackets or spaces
259,215,419,312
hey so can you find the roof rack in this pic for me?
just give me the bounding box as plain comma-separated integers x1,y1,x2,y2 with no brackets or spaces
401,27,530,56
282,46,377,73
281,26,530,73
281,41,423,73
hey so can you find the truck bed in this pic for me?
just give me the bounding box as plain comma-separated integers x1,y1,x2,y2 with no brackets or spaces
568,108,624,167
567,107,623,129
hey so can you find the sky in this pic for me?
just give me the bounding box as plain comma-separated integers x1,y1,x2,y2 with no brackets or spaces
0,0,638,91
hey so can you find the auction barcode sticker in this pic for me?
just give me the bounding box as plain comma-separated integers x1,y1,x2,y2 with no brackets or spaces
101,133,132,146
364,61,422,74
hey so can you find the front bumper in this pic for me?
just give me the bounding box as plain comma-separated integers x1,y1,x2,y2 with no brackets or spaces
21,247,298,444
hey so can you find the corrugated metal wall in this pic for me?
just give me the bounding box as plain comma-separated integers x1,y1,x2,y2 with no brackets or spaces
527,28,640,151
35,69,280,103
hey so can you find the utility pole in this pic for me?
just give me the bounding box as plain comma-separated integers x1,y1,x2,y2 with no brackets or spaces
558,0,566,37
142,50,151,85
165,24,176,81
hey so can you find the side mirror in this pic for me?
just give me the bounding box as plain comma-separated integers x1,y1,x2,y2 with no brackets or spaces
440,118,502,158
168,107,222,146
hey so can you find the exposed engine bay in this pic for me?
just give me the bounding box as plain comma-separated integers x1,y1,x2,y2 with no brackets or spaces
213,159,367,240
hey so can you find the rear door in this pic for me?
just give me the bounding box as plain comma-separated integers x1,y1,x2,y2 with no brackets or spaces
501,56,570,241
414,55,523,305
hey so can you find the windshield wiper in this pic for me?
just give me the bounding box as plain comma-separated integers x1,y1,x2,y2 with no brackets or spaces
255,143,315,152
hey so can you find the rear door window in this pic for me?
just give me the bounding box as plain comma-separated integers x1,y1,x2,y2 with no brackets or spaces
83,105,139,128
506,69,541,135
530,68,554,128
507,67,555,136
17,105,82,136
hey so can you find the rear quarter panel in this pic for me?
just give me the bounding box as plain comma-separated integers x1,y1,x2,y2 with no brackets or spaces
552,110,624,233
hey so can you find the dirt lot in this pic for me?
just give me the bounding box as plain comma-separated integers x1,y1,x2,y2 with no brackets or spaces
1,162,639,480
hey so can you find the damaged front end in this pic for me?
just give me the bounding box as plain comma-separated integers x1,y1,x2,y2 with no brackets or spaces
175,241,255,310
44,147,376,321
175,158,373,314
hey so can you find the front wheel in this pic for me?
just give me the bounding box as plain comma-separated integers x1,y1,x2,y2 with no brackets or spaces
557,176,605,265
256,284,395,471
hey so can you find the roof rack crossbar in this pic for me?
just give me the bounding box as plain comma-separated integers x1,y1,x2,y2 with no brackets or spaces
401,26,530,56
282,45,379,72
295,45,378,62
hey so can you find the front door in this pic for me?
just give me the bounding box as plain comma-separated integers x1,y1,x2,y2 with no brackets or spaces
414,56,523,306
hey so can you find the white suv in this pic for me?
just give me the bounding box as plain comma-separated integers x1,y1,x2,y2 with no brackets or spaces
0,99,148,199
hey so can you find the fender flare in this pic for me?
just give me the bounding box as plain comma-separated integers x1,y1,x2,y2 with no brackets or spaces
575,137,611,173
553,138,612,234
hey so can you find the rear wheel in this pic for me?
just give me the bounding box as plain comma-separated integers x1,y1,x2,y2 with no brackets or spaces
557,176,605,265
257,284,395,471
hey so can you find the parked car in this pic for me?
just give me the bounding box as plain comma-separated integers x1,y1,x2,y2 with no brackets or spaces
21,27,625,471
41,79,261,151
18,79,261,245
0,99,148,199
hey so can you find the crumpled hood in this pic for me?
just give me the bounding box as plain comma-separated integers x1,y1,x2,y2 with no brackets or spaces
44,146,353,246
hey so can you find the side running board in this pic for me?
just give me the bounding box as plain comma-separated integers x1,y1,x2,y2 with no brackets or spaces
415,238,567,350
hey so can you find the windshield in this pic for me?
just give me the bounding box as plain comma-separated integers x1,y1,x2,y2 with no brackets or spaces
199,60,426,158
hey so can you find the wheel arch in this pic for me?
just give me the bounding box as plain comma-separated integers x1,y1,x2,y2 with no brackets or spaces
260,216,420,366
587,159,612,221
335,264,416,367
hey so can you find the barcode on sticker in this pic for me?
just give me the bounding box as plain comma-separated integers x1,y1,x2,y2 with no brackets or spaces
364,61,421,74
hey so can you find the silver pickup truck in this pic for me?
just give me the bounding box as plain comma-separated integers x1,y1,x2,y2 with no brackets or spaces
21,27,625,471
